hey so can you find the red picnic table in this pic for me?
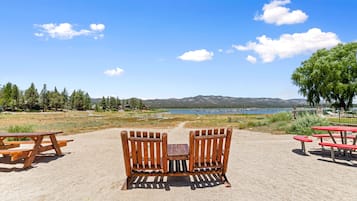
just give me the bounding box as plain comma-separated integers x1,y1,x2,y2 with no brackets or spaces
311,126,357,144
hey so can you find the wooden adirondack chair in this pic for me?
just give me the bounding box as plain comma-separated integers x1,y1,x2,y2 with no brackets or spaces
121,130,168,190
188,127,232,187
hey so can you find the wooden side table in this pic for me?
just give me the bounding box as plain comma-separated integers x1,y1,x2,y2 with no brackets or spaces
167,144,189,174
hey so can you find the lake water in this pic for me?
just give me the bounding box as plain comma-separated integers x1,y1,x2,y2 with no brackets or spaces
166,108,292,115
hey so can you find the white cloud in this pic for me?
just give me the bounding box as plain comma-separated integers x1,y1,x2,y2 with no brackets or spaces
104,68,124,76
218,49,223,53
177,49,214,62
254,0,308,25
233,28,341,63
34,23,105,40
90,24,105,31
246,55,257,64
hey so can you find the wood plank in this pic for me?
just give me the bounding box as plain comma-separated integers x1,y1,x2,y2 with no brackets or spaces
222,128,232,174
189,131,195,172
136,132,143,169
149,132,155,169
200,130,206,166
121,131,132,177
162,133,167,172
155,133,161,169
206,129,212,165
143,132,149,168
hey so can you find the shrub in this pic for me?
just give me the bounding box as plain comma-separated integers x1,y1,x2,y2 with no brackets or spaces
269,112,292,123
7,125,34,141
287,114,330,135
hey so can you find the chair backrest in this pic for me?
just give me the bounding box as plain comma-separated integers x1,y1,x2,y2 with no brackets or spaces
121,130,168,177
188,128,232,174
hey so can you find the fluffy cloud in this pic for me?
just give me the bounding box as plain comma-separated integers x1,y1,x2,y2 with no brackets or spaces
104,68,124,76
34,23,105,40
234,28,341,63
177,49,214,62
254,0,308,25
246,55,257,64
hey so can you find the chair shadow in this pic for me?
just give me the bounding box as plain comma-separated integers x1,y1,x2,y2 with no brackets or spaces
0,152,71,172
127,174,225,190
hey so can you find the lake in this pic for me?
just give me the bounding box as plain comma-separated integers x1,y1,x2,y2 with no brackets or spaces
166,108,292,115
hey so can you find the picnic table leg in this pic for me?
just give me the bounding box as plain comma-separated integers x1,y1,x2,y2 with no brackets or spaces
330,147,335,162
49,134,63,156
23,136,44,168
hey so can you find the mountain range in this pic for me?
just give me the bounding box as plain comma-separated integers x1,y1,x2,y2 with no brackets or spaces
143,95,308,108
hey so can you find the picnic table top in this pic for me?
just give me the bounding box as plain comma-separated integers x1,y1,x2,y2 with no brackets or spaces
0,131,63,138
311,126,357,132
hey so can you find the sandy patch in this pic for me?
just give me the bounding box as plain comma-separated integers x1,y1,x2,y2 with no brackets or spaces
1,125,357,201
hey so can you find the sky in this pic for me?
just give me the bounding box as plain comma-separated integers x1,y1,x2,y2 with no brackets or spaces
0,0,356,100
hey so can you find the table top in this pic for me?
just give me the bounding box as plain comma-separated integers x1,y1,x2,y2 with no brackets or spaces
311,126,357,132
0,131,63,138
167,144,189,157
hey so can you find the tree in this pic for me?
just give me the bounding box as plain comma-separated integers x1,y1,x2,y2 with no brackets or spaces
1,82,13,110
24,83,39,110
61,88,69,110
11,84,20,111
49,87,62,111
292,42,357,110
40,84,49,112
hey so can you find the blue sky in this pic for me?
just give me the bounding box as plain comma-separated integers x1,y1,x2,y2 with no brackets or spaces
0,0,356,99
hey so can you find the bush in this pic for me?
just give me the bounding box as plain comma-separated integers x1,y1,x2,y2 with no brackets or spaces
287,114,330,135
269,112,292,123
7,125,34,141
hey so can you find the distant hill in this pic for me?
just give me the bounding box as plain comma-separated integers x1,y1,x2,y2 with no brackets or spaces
143,95,308,108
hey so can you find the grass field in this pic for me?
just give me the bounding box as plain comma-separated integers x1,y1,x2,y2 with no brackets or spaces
0,110,353,135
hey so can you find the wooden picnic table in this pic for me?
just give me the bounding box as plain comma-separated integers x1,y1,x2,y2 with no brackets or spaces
0,131,64,168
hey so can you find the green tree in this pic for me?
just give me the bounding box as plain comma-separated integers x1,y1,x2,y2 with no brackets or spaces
24,83,39,110
292,42,357,110
100,96,107,110
39,84,50,112
50,87,62,111
61,88,69,110
11,84,20,111
0,82,13,110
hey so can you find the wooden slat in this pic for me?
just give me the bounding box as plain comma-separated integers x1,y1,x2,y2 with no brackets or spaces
211,131,218,165
206,129,212,165
189,131,195,172
200,130,206,166
222,128,232,174
194,131,200,167
217,135,224,163
155,132,161,169
143,132,149,168
149,132,155,169
162,133,168,172
121,131,132,177
136,132,143,169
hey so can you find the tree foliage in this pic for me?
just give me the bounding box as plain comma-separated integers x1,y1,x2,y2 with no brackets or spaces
292,42,357,110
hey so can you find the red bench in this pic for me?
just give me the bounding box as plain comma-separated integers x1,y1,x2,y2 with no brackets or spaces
293,135,313,154
318,142,357,162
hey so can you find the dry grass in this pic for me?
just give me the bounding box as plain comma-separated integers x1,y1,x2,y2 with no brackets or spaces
0,111,197,134
0,111,293,135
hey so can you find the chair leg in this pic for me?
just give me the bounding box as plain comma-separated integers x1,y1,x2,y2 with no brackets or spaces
222,174,231,187
121,176,132,190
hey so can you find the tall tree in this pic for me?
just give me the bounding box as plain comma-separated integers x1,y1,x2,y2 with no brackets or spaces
292,42,357,110
11,84,20,111
24,83,39,110
61,88,69,110
50,87,62,111
1,82,13,110
39,84,49,112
